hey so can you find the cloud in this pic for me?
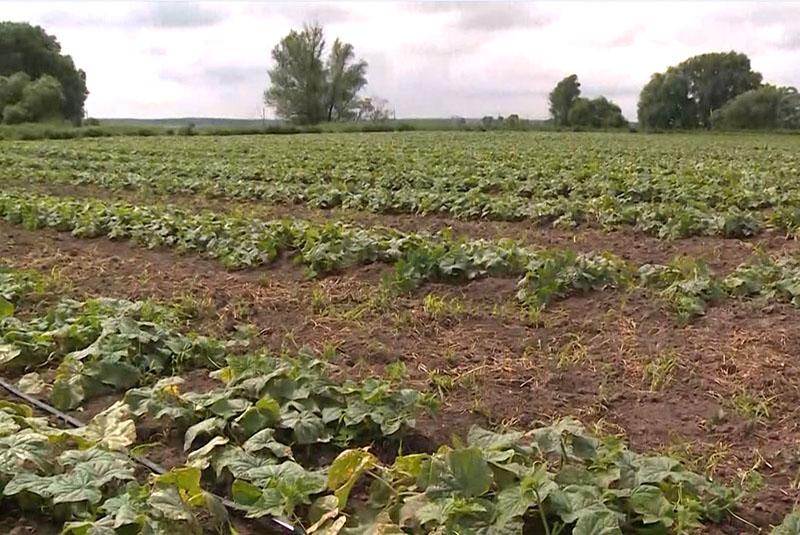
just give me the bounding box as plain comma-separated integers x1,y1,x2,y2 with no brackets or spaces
408,1,550,31
455,4,551,31
130,3,226,28
778,28,800,50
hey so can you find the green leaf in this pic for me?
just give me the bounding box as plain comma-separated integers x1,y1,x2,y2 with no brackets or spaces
549,485,603,523
327,448,378,508
49,470,104,505
446,447,493,497
573,507,622,535
148,486,195,522
242,428,292,458
4,471,53,498
634,456,681,484
281,409,328,445
231,479,262,506
0,297,14,318
630,485,674,526
234,396,280,438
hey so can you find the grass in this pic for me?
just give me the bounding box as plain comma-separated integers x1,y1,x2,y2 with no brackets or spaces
642,352,679,391
422,293,466,320
731,390,776,423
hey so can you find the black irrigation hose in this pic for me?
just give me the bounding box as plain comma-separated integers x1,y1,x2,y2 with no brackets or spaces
0,376,303,535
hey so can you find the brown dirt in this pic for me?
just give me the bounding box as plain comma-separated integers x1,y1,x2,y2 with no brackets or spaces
2,221,800,530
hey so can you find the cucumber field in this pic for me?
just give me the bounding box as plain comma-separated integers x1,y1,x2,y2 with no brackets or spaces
2,130,800,534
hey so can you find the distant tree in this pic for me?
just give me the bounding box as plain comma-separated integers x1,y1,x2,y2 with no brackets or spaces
0,72,64,124
0,72,31,109
265,23,369,125
548,74,581,126
778,87,800,129
0,22,87,123
20,74,64,121
679,52,762,127
264,24,327,124
2,103,28,124
326,39,367,121
355,96,393,122
712,85,800,130
637,51,762,129
637,72,696,129
568,97,627,128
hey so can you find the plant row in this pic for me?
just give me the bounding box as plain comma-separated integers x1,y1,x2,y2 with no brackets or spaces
6,192,800,322
4,132,800,238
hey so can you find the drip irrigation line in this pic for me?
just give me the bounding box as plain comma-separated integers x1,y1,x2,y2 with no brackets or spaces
0,376,303,534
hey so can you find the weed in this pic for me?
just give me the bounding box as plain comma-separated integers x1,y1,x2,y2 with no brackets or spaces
385,360,408,382
643,352,678,391
555,335,587,368
422,293,465,320
731,390,775,423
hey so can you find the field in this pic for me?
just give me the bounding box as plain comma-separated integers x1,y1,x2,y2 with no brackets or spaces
1,130,800,534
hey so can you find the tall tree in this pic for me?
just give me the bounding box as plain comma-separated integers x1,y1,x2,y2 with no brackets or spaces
548,74,581,126
0,22,87,123
326,39,367,121
264,24,327,124
637,71,697,130
265,24,369,125
637,51,762,130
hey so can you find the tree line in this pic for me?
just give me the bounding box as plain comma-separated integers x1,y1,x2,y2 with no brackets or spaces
1,20,798,131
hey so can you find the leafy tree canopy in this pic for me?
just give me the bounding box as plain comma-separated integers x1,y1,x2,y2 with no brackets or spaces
0,72,64,124
0,22,87,123
265,23,368,125
568,96,627,129
638,51,762,130
548,74,580,127
711,85,799,130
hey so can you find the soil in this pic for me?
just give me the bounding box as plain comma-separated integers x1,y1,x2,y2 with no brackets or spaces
2,213,800,531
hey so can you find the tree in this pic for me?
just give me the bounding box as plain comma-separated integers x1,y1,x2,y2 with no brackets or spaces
355,96,393,122
568,97,627,128
264,24,327,124
20,74,64,121
326,39,367,121
548,74,581,126
678,52,762,127
637,51,762,129
778,87,800,129
711,85,784,129
0,72,64,124
638,71,697,129
265,23,369,125
0,22,87,123
0,72,31,109
712,85,800,130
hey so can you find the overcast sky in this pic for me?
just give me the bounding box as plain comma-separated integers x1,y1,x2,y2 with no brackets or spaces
4,1,799,120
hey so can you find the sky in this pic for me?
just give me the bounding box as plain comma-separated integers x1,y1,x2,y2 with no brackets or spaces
4,1,800,120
